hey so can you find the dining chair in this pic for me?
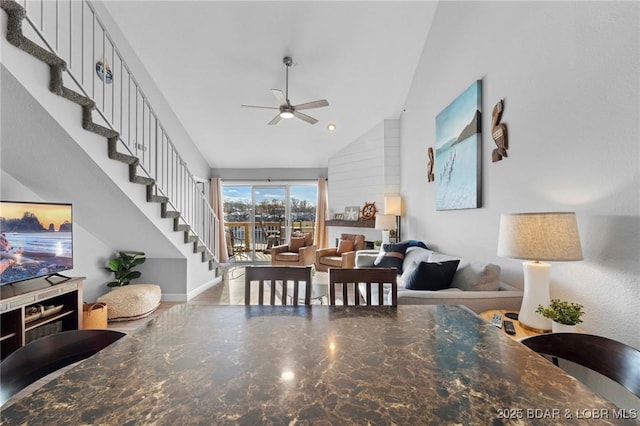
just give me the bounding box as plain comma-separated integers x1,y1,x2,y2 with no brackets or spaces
521,332,640,398
244,266,313,306
0,329,125,405
328,267,398,306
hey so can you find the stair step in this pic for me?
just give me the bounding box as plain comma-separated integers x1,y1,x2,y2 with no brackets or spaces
128,165,154,186
148,194,169,203
83,120,119,139
130,175,155,186
108,138,139,165
61,87,94,109
163,210,181,219
202,252,213,262
185,234,198,244
193,244,206,253
174,223,190,233
146,185,168,203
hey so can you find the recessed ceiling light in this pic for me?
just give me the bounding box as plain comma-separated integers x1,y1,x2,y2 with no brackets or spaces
327,123,337,131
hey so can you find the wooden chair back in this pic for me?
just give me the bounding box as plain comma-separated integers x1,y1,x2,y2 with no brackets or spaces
0,329,125,405
522,332,640,398
328,268,397,306
245,266,313,306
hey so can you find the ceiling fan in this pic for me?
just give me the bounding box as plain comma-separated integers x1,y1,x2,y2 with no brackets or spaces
241,56,329,125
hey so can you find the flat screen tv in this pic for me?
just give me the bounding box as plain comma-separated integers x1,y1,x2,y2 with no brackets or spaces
0,201,73,285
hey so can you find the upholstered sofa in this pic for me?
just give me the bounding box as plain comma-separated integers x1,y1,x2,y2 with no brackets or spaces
355,246,523,313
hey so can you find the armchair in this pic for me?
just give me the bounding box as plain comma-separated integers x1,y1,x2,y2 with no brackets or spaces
315,233,366,272
271,233,317,266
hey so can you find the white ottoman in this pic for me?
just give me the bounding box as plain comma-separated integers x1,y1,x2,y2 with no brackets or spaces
97,284,161,321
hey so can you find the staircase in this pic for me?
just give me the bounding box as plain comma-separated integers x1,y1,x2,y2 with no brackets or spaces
0,0,220,272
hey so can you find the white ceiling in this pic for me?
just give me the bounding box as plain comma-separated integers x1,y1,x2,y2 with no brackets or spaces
101,1,437,170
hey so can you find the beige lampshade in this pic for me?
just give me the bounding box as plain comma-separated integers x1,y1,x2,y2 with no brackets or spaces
384,196,402,216
375,214,396,230
497,212,583,261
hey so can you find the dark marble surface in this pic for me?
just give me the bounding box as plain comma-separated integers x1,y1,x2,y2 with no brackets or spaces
1,305,635,425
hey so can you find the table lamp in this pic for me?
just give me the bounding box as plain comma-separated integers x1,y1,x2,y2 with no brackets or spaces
497,212,583,331
384,195,402,241
375,214,396,244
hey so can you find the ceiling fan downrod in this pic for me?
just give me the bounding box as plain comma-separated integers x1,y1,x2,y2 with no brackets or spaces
283,56,292,102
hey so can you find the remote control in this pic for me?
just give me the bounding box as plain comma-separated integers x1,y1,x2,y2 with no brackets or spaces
490,313,503,328
503,320,516,335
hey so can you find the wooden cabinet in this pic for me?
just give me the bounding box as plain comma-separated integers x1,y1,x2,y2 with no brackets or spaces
0,277,83,359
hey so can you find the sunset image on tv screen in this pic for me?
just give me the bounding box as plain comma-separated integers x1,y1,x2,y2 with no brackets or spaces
0,202,73,285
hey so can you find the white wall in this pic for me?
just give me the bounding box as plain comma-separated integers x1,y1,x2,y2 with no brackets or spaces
401,1,639,351
327,120,400,244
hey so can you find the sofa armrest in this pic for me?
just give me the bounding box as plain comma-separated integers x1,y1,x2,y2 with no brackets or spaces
299,245,317,266
271,244,290,256
356,250,379,267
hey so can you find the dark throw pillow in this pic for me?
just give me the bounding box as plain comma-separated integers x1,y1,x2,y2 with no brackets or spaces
404,240,429,249
374,242,410,274
404,260,461,291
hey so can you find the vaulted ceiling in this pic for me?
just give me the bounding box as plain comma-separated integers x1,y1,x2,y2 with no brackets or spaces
101,1,437,169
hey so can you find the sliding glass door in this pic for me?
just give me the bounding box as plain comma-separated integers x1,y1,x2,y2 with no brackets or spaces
254,186,286,257
223,182,317,263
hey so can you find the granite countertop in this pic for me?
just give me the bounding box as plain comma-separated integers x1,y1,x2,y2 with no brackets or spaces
1,305,634,425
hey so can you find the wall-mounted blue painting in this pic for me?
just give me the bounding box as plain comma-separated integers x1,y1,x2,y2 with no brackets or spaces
435,80,482,210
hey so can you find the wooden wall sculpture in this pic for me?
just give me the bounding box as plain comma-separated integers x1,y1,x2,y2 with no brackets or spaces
491,99,508,162
427,147,435,182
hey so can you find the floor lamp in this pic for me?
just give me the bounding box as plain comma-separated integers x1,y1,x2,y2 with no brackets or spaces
497,212,583,332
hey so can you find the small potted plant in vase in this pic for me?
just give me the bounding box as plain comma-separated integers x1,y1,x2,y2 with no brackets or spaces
374,240,382,250
536,299,585,333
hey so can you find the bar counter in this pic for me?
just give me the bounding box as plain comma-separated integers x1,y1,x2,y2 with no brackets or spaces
1,305,634,425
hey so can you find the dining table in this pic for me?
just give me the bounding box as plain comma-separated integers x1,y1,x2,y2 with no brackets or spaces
0,304,634,425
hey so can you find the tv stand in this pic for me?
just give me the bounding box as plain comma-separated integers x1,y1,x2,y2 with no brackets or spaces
45,273,72,284
0,277,84,359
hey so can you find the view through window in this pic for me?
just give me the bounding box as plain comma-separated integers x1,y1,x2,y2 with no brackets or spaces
223,183,317,262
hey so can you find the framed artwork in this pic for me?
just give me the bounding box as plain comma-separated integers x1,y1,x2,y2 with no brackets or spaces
344,206,360,221
435,80,482,210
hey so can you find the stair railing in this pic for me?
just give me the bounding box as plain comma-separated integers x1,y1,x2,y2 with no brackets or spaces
11,0,220,262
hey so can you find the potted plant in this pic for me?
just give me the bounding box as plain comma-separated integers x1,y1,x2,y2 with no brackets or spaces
374,240,382,249
536,299,584,332
105,251,146,288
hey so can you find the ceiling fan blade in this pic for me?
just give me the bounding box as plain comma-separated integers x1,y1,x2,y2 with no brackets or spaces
293,99,329,111
271,89,288,107
268,114,282,125
293,110,318,125
241,104,279,110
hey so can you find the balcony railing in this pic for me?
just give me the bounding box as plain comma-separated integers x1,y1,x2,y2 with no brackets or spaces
226,221,315,258
12,0,219,262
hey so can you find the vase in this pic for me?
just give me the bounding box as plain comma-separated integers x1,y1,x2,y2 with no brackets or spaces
551,321,577,333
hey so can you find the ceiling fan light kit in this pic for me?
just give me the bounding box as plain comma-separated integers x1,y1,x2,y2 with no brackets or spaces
242,56,329,125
